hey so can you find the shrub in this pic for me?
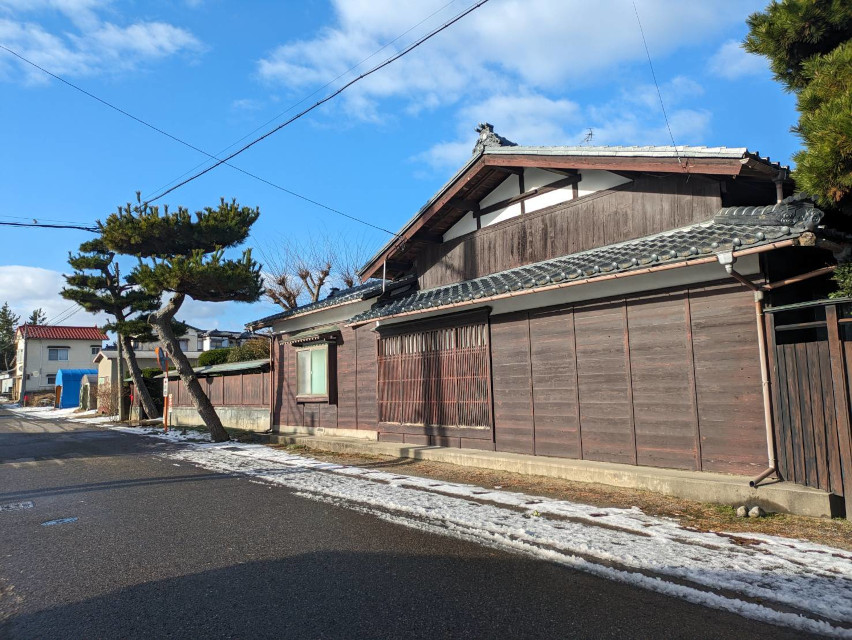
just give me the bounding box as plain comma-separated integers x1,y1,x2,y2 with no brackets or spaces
226,338,270,363
198,348,232,366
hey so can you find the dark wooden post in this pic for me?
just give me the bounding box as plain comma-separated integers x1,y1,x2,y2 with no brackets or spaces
825,304,852,518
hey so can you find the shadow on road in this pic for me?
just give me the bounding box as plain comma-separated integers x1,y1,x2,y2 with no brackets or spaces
0,551,815,640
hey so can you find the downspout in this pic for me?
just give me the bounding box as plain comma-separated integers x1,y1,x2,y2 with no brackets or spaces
717,252,776,487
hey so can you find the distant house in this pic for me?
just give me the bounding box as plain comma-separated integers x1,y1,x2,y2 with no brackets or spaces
14,325,106,401
197,329,257,351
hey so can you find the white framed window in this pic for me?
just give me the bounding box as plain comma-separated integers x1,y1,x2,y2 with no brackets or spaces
48,348,69,361
91,345,101,355
47,374,56,385
178,339,189,351
296,344,328,398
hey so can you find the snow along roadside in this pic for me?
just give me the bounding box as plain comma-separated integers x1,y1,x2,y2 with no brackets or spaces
127,427,850,638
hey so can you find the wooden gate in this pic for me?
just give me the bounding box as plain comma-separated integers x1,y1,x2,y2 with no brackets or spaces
767,300,852,516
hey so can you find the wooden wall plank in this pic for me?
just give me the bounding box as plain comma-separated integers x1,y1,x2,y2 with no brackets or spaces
490,312,535,454
628,292,699,470
417,175,722,289
819,341,843,494
355,324,378,430
574,301,634,465
689,284,766,475
806,342,829,490
528,307,580,458
337,330,357,429
826,305,852,510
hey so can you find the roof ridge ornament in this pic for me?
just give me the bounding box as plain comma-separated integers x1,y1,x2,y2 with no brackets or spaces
713,194,823,231
472,123,517,155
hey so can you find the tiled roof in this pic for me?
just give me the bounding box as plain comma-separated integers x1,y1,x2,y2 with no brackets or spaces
247,280,387,329
349,197,824,325
17,325,106,341
159,358,269,379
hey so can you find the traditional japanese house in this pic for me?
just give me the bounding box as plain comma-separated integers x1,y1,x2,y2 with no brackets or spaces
250,126,852,514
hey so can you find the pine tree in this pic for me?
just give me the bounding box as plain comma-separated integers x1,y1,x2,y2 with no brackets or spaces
0,302,20,371
27,308,46,325
61,237,165,420
745,1,852,213
101,195,262,442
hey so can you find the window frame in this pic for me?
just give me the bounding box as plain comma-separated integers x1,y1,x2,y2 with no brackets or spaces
295,342,332,403
91,345,101,355
48,347,70,361
47,374,56,385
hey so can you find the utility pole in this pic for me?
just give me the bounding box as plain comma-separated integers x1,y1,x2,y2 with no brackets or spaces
18,324,28,403
115,263,127,421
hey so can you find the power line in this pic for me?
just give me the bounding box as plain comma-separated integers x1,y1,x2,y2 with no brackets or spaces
0,220,97,232
0,1,476,238
632,1,685,170
0,44,396,236
145,0,461,199
144,0,492,204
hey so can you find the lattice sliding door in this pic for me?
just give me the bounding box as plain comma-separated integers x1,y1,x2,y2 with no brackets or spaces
377,322,492,428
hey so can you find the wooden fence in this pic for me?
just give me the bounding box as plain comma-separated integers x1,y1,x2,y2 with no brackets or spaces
168,370,270,408
766,300,852,516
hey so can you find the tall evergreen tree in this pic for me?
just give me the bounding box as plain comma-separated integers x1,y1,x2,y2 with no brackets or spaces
745,0,852,213
0,302,20,371
101,195,263,442
27,308,46,325
61,238,164,420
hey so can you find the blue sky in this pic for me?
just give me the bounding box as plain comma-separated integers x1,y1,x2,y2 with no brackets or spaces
0,0,797,332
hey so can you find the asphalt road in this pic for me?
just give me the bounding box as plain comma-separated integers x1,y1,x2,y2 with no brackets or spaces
0,406,816,639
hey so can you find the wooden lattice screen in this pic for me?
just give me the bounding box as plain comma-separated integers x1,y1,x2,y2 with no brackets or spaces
377,321,492,428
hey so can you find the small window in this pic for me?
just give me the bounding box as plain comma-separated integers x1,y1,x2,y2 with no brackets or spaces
178,339,189,351
48,348,69,361
296,345,328,398
91,345,100,355
47,374,56,385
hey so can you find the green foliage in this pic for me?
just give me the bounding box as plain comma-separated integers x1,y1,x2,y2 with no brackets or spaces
101,196,260,258
0,302,20,371
100,195,263,304
792,41,852,209
745,0,852,213
745,0,852,90
62,237,161,341
27,308,46,325
226,338,270,363
830,262,852,298
140,367,163,379
198,348,231,366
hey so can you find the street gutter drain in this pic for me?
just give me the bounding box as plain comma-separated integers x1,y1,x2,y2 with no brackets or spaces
0,501,34,512
41,517,77,526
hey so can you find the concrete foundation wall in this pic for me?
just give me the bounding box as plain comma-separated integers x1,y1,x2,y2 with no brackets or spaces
169,406,269,432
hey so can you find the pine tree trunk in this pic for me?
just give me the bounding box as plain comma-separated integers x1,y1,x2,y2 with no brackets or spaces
150,293,230,442
120,334,159,421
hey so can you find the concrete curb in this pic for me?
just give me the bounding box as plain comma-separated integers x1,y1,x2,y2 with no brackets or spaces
263,433,837,518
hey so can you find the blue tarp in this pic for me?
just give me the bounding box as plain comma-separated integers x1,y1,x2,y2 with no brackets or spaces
55,369,97,409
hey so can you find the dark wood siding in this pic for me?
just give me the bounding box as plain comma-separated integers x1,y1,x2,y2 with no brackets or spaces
690,284,766,474
573,301,635,465
355,324,378,429
490,312,534,454
337,329,357,429
417,175,722,289
528,308,580,458
628,292,700,470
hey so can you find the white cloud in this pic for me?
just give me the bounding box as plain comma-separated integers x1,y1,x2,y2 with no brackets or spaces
0,265,107,327
708,39,766,80
257,0,752,120
419,85,711,171
0,2,202,83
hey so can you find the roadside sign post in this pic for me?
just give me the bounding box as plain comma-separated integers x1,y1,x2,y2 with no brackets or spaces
155,347,170,433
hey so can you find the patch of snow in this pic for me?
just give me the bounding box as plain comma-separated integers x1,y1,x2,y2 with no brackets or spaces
119,431,852,637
